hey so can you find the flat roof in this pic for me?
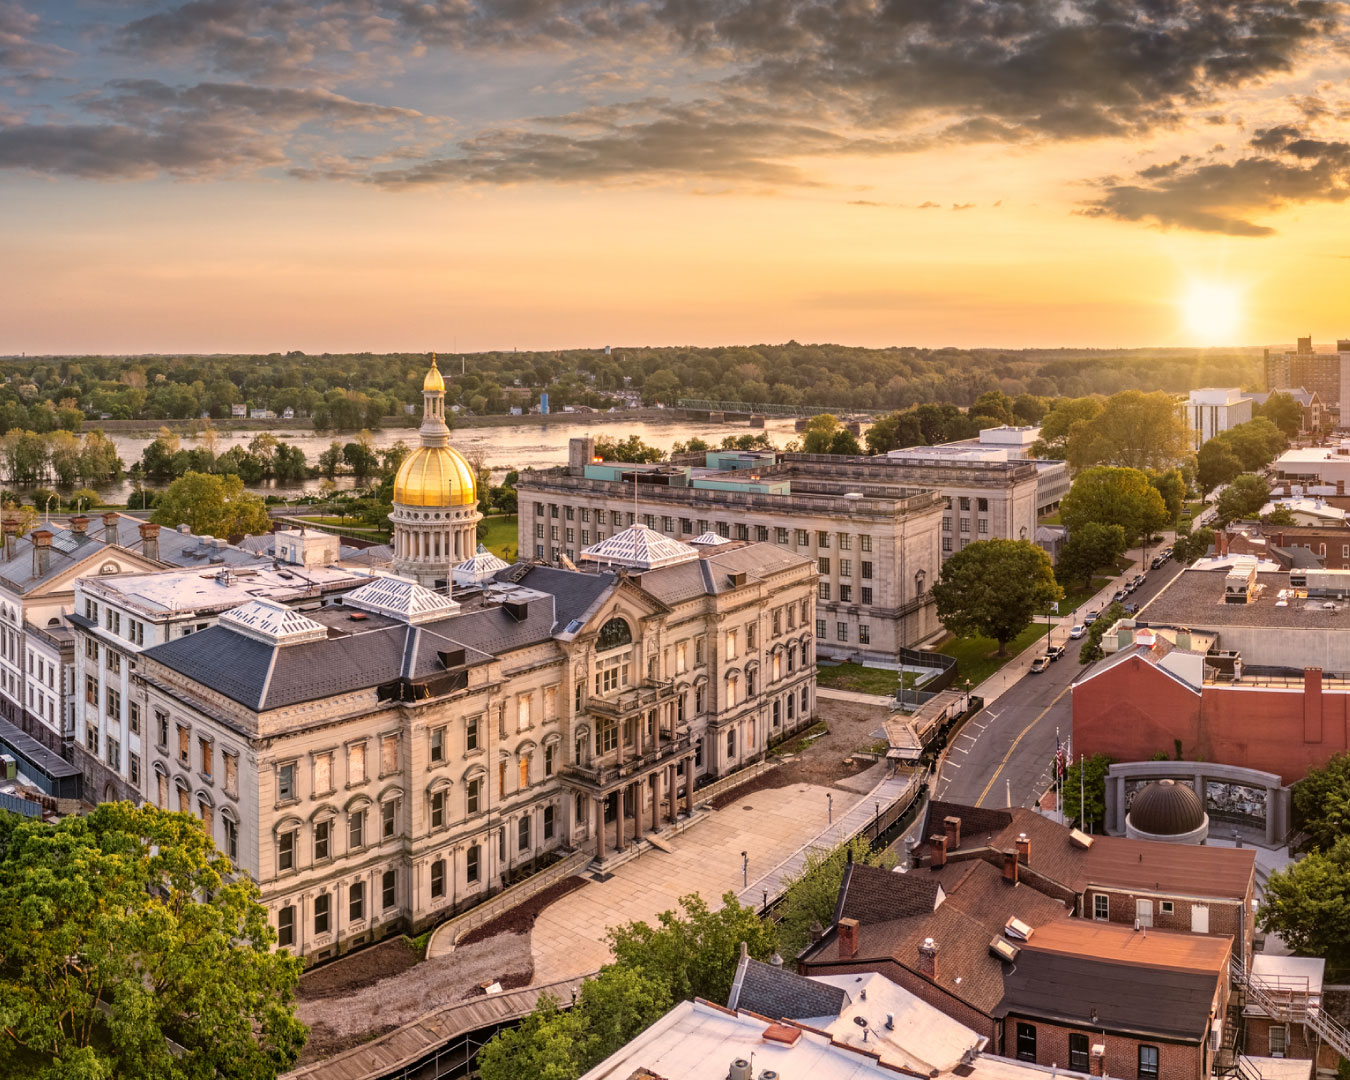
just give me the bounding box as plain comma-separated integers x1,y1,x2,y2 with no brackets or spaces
1021,919,1230,974
1140,567,1350,630
81,563,368,617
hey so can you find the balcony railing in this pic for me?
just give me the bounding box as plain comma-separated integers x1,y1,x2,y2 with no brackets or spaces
587,679,678,718
563,731,693,788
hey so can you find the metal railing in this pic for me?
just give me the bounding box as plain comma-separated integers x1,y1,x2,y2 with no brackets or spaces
563,732,693,787
587,680,678,718
1236,957,1350,1062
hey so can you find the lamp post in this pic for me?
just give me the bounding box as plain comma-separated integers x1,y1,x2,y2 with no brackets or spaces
44,494,57,524
827,793,833,824
741,850,748,888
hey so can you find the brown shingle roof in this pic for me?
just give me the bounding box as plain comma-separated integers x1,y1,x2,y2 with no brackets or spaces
837,863,944,925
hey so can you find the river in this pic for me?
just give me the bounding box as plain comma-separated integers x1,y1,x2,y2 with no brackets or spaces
91,415,807,502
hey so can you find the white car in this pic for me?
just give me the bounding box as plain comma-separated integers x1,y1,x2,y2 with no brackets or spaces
1070,624,1085,639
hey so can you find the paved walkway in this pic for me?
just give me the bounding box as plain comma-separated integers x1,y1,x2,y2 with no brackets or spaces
818,686,895,706
528,778,869,986
736,769,919,908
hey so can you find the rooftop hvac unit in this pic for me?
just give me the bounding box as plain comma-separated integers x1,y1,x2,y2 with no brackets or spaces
760,1072,780,1080
729,1059,753,1080
0,754,14,780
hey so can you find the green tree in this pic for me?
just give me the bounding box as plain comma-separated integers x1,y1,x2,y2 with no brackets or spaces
969,389,1015,426
931,539,1063,656
69,488,98,512
1148,468,1186,526
606,892,778,1005
573,966,672,1065
1171,526,1214,565
152,471,271,538
1033,396,1104,459
1291,753,1350,854
778,835,896,957
1059,466,1169,547
476,994,590,1080
1061,753,1114,831
1214,473,1270,525
593,435,664,463
1197,439,1243,494
1262,505,1297,527
1078,601,1125,664
1254,391,1304,437
1055,522,1127,590
1065,390,1188,471
0,802,306,1078
801,414,844,454
671,437,710,454
1220,417,1287,471
864,410,925,455
1260,837,1350,971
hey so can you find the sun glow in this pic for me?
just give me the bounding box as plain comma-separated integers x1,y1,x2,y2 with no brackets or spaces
1180,280,1243,344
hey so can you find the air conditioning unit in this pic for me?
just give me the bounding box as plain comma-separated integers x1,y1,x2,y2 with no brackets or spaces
729,1059,753,1080
0,754,15,780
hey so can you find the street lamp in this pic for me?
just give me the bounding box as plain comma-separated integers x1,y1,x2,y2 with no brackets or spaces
741,850,748,887
44,494,57,524
827,793,833,824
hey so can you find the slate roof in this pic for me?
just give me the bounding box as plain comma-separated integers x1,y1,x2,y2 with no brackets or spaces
836,862,943,925
727,954,850,1020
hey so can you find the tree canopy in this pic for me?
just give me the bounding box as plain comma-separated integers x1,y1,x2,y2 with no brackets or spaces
1063,391,1188,472
1055,522,1127,590
778,836,895,957
1253,391,1305,437
1214,473,1270,526
800,415,861,455
151,471,272,538
931,539,1063,655
1059,466,1169,547
0,802,306,1079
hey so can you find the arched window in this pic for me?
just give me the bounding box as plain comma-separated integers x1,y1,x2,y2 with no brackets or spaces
726,727,736,759
597,617,633,652
725,670,740,708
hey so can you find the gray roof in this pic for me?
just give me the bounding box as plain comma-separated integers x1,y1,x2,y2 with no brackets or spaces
727,954,850,1021
1141,567,1350,630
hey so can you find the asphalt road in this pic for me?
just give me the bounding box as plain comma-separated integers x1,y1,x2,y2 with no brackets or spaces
935,553,1186,811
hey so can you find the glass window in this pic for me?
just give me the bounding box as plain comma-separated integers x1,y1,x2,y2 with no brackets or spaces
837,622,848,641
859,625,870,644
277,762,296,801
314,893,330,935
431,860,445,899
382,869,396,909
860,534,872,552
817,531,830,547
277,906,294,948
430,727,445,763
349,881,365,922
467,844,480,883
349,808,365,850
223,815,237,860
816,618,826,637
840,585,852,603
1138,1046,1159,1078
1015,1023,1036,1062
278,830,295,872
314,820,330,861
1068,1034,1089,1072
431,790,446,828
544,804,555,839
817,582,830,601
861,587,873,605
817,557,830,575
467,777,482,814
382,799,396,838
466,715,480,751
1094,894,1109,920
518,815,530,851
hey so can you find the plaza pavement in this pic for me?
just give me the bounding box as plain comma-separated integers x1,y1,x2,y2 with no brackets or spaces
528,778,866,986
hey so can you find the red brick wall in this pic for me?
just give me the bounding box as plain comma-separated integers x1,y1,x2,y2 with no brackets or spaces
1073,655,1350,785
1083,890,1245,948
1002,1015,1208,1080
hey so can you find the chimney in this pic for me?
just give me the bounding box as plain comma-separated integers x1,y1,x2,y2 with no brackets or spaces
809,921,825,944
139,522,160,562
102,512,119,546
917,937,938,980
837,918,859,959
1090,1043,1106,1076
31,529,51,577
1217,530,1230,557
1015,832,1030,865
3,521,16,561
1002,848,1019,884
929,833,948,869
69,515,88,537
943,814,962,850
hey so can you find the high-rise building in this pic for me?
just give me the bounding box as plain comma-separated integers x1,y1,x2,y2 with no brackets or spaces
1264,339,1348,408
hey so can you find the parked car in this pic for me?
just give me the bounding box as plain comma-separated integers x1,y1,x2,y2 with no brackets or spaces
1113,588,1127,602
1123,602,1140,615
1030,656,1051,673
1084,609,1102,625
1047,645,1066,661
1132,573,1145,587
1151,556,1165,569
1124,581,1138,594
1070,624,1085,639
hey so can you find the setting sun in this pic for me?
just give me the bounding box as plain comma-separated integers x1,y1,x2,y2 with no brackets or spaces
1181,281,1243,344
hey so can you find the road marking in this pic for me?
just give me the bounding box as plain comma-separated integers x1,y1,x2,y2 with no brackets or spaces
954,746,969,754
945,761,961,769
973,683,1072,808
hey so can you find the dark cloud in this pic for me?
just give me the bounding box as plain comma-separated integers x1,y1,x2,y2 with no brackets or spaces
0,121,282,178
0,2,74,75
1083,124,1350,236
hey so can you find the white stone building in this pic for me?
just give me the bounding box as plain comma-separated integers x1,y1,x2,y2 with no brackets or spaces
1185,388,1254,450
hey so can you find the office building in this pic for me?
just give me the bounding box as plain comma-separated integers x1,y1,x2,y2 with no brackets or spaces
1184,388,1253,449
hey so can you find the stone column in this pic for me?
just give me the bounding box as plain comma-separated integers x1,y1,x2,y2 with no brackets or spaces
616,786,626,851
595,796,606,859
684,756,695,815
651,770,662,833
1265,786,1280,846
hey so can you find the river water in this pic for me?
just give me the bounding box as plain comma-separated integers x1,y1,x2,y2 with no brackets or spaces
93,415,806,501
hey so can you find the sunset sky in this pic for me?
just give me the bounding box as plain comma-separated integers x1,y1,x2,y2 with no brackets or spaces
3,0,1350,354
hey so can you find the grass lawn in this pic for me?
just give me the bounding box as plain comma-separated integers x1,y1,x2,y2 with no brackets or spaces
1037,510,1063,526
815,663,919,695
479,514,519,561
938,620,1052,688
295,515,390,541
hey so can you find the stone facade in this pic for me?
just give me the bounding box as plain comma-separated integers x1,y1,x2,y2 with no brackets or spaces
133,543,816,963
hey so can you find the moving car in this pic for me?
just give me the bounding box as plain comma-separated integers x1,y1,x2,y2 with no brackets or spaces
1030,656,1051,673
1070,624,1085,639
1047,645,1066,661
1084,609,1102,625
1123,602,1140,615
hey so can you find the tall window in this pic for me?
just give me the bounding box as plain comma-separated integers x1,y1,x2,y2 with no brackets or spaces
223,816,238,861
1094,894,1109,920
431,860,445,899
277,906,294,948
1068,1034,1089,1072
431,790,447,828
382,799,397,839
349,808,365,850
278,830,296,873
518,815,530,851
466,716,479,752
277,762,296,801
467,844,481,883
349,881,365,922
1137,1046,1159,1078
314,820,331,862
382,869,396,910
430,727,445,763
1015,1023,1036,1062
726,728,736,759
314,893,330,935
467,777,482,815
544,804,555,840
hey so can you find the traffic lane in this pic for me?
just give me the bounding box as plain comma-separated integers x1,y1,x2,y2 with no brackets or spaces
936,558,1185,807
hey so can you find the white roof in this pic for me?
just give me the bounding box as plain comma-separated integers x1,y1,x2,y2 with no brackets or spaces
690,531,731,546
1260,497,1347,521
1251,954,1324,994
807,971,985,1074
1238,1057,1316,1080
80,562,363,619
580,522,699,570
219,599,329,645
452,544,511,586
343,575,460,624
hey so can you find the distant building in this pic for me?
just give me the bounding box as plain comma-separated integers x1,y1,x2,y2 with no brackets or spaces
1273,442,1350,492
1184,388,1253,450
890,431,1069,518
1258,496,1347,528
281,406,296,420
1264,338,1349,410
1246,387,1323,432
230,403,247,417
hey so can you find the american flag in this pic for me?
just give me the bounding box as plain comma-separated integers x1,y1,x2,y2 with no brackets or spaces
1055,735,1067,781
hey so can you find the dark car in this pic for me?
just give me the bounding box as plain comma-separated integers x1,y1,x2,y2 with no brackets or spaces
1084,608,1102,625
1123,602,1140,615
1113,589,1127,603
1151,556,1165,569
1047,645,1066,661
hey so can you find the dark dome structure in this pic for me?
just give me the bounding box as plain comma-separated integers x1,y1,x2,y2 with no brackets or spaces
1126,779,1209,844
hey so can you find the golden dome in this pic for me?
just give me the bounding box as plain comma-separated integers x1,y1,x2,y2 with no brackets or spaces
393,445,477,508
423,356,445,393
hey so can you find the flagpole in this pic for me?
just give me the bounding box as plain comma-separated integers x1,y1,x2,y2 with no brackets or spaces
1080,752,1086,833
